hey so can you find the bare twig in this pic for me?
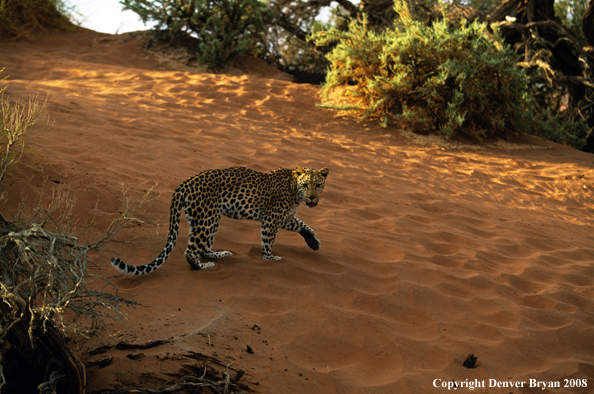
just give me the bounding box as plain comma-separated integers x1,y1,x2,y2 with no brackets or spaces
0,92,52,193
37,370,66,394
0,363,5,393
115,339,170,350
89,183,159,251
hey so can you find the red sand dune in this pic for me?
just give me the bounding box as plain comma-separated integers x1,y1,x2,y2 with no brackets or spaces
2,27,594,393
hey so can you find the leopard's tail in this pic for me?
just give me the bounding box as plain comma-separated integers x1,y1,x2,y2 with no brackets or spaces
111,188,184,275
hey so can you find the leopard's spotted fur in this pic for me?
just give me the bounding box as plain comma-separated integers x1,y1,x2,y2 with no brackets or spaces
111,166,329,275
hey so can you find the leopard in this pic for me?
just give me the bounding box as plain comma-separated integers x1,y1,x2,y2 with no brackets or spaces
111,166,329,275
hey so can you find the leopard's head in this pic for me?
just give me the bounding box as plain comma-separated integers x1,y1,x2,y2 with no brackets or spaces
294,166,329,208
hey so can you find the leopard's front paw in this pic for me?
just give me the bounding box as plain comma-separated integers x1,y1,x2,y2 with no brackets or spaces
263,254,282,261
300,229,321,250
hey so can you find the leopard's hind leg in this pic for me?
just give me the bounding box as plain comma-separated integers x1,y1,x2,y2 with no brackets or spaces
183,207,231,269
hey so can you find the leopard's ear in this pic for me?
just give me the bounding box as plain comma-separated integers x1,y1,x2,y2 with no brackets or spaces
319,167,329,178
295,166,305,176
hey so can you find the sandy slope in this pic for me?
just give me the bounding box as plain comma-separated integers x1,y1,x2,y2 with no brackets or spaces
2,27,594,394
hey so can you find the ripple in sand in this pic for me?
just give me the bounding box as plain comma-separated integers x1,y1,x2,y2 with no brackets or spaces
550,247,594,263
429,254,469,269
401,213,433,225
521,294,557,309
227,295,290,317
559,273,594,287
472,323,507,344
465,274,499,292
521,236,573,253
550,289,594,310
474,310,522,330
284,333,360,370
337,273,398,296
339,238,405,264
521,308,573,329
539,255,575,267
578,363,594,379
347,207,384,221
492,242,539,259
507,274,549,294
435,281,476,301
474,251,527,273
422,241,467,256
558,327,594,358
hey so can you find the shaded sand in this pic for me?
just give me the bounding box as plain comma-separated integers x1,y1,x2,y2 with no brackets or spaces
2,27,594,393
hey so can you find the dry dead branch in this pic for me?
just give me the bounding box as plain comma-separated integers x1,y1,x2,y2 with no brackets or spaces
91,371,249,394
0,79,156,394
0,184,155,394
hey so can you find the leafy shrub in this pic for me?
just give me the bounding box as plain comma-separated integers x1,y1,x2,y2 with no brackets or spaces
533,109,589,150
554,0,589,42
122,0,273,68
309,0,556,141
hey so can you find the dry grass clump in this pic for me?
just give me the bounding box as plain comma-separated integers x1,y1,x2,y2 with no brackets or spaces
0,0,73,38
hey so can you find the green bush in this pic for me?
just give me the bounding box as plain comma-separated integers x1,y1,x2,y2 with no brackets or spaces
122,0,272,68
533,109,589,150
309,0,547,141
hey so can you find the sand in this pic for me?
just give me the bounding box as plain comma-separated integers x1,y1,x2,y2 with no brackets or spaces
1,27,594,394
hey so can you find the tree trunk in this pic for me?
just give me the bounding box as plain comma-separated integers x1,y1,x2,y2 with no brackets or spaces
489,0,582,75
1,315,85,394
488,0,557,22
488,0,594,151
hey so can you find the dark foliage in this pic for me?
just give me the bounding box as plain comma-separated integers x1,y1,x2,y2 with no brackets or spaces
121,0,272,69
